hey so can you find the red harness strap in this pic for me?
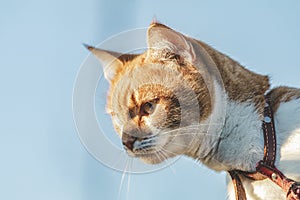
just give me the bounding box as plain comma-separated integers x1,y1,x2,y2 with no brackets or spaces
228,96,300,200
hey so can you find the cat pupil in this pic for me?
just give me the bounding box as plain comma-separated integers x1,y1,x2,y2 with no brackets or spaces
142,102,154,115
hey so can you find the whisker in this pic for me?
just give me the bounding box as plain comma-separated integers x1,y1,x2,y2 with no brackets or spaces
158,123,224,136
159,147,182,161
160,131,205,138
160,147,177,156
171,132,207,137
160,127,221,135
126,159,132,200
118,160,128,200
161,130,222,139
156,150,164,163
157,150,167,163
157,149,170,167
111,150,125,169
165,141,188,148
159,150,177,175
159,128,207,136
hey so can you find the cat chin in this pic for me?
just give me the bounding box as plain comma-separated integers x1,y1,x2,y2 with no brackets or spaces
139,157,164,165
136,149,180,165
135,151,170,165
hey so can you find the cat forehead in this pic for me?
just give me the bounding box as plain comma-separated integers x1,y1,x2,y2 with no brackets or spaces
110,58,181,86
111,70,178,101
112,48,184,75
107,66,185,111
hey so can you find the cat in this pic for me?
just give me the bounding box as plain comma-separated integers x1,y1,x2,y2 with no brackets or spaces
86,22,300,200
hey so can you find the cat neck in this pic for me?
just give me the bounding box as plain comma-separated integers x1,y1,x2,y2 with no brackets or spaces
186,42,270,171
200,97,265,172
186,83,265,172
196,40,270,112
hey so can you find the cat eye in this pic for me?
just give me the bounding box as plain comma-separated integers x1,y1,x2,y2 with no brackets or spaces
141,99,159,116
142,102,155,115
129,98,159,119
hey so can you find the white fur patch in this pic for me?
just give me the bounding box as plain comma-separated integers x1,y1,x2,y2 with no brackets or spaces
227,99,300,200
199,82,264,172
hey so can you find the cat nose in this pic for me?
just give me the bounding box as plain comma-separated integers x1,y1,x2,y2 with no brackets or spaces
122,132,137,151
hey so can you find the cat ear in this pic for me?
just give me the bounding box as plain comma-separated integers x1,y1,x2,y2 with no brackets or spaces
147,23,196,63
84,44,122,82
84,44,137,83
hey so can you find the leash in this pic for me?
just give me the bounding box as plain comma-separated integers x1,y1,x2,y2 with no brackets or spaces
228,95,300,200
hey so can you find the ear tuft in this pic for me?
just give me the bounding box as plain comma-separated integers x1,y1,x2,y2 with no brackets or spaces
151,15,160,25
83,43,95,51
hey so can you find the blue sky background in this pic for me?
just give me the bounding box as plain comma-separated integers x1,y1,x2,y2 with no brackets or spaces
1,1,300,200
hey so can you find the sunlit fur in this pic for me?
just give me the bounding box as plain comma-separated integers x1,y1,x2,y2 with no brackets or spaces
89,23,300,199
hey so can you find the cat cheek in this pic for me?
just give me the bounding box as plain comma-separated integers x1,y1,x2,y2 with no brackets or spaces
149,107,168,127
150,112,166,126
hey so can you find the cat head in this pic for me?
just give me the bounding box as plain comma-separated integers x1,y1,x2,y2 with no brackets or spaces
87,23,218,164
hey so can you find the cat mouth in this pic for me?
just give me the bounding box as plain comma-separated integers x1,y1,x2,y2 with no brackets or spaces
124,136,174,164
133,150,169,164
131,135,171,154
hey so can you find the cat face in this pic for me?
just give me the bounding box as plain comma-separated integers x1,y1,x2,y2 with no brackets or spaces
87,23,214,164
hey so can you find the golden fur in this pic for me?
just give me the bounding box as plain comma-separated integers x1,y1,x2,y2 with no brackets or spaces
87,22,300,199
87,21,300,187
